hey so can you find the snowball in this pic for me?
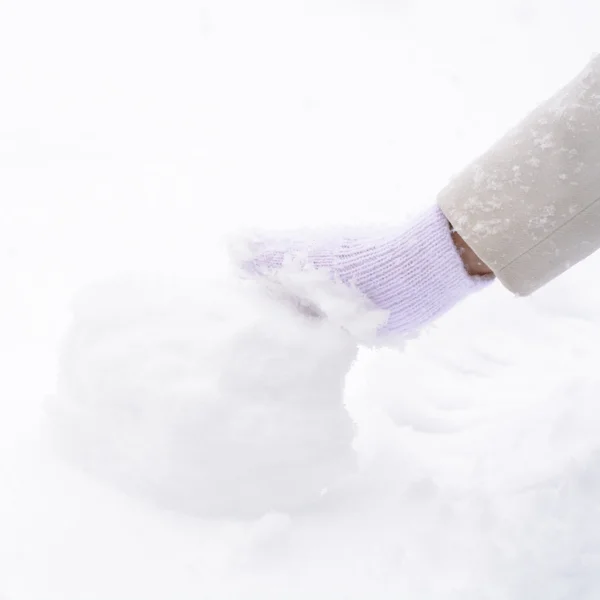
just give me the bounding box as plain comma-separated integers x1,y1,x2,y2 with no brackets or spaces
45,273,358,518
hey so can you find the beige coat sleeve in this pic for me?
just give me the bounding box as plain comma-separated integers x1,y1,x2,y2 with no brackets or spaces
438,55,600,295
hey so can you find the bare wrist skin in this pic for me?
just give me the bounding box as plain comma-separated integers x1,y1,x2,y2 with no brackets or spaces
449,223,493,277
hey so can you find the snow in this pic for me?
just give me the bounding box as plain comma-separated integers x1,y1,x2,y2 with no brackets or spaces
47,274,358,518
2,0,600,598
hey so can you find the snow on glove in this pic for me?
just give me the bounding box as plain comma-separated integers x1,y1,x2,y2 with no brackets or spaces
230,206,489,345
438,54,600,296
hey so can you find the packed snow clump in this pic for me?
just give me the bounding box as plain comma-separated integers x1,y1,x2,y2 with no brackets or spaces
45,273,360,518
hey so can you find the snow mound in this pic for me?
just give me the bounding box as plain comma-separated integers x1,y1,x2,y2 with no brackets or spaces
45,274,359,518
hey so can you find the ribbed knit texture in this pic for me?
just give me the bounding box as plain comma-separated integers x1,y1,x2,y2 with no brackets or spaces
234,206,491,340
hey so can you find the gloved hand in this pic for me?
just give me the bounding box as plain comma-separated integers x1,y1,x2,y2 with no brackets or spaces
230,207,489,344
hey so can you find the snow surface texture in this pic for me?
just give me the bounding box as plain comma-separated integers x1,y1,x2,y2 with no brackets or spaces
47,274,359,517
4,0,600,599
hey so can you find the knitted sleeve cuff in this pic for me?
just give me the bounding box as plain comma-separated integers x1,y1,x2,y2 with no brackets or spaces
328,205,493,340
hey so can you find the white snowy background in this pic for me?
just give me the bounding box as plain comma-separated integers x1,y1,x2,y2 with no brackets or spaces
2,0,600,598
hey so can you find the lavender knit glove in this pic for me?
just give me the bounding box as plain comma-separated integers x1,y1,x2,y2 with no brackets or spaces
230,206,491,344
